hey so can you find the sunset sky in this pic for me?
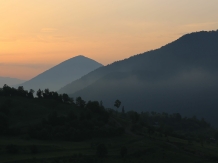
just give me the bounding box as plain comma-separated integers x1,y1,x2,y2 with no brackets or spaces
1,0,218,80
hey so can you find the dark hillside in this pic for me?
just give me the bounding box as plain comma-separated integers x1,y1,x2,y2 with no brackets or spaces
59,30,218,126
60,31,218,95
0,85,218,163
0,85,124,141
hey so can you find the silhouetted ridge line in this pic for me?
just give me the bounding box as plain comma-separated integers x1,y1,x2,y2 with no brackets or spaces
59,30,218,127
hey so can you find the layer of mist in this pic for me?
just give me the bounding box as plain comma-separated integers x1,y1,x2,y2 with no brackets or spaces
60,30,218,126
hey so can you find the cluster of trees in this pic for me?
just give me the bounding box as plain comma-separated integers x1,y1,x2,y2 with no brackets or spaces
121,110,216,141
28,100,124,141
0,84,125,141
0,84,72,103
142,112,210,131
0,84,106,107
0,84,35,98
1,84,217,143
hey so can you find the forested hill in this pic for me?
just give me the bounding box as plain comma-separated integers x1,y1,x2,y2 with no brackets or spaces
59,30,218,127
59,30,218,95
1,85,218,162
0,84,217,141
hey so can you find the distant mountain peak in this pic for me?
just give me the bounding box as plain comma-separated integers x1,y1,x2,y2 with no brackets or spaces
65,55,100,63
68,55,85,59
17,56,103,91
76,55,86,57
63,55,88,61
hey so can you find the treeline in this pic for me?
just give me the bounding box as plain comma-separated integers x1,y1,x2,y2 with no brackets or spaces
120,110,217,141
0,84,125,141
28,101,124,141
0,84,217,142
0,84,72,103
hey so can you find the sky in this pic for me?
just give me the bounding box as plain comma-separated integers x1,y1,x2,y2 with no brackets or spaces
1,0,218,80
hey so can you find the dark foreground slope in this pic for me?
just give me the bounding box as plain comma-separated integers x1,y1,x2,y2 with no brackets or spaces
60,30,218,126
0,92,218,163
18,55,103,91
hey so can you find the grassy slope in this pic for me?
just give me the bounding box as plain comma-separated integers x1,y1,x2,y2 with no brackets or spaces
0,133,218,163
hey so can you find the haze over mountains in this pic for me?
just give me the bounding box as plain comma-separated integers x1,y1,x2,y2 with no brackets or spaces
18,55,103,92
0,77,26,87
59,30,218,126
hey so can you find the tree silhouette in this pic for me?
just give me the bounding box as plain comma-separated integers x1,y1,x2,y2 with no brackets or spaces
28,89,34,98
114,99,121,111
52,92,59,100
76,96,86,108
43,89,50,98
3,84,11,96
63,93,70,102
17,86,24,92
36,89,42,98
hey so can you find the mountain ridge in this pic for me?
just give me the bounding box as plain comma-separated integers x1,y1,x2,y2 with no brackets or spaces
59,30,218,95
59,30,218,126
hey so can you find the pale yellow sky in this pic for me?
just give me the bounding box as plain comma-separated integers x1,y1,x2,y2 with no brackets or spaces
0,0,218,80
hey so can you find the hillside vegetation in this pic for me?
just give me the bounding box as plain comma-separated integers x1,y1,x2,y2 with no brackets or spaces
0,85,218,162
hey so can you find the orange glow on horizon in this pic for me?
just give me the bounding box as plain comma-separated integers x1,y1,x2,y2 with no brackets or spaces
1,0,218,80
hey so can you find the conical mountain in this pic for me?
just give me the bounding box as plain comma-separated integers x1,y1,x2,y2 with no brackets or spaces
59,30,218,126
19,55,103,92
